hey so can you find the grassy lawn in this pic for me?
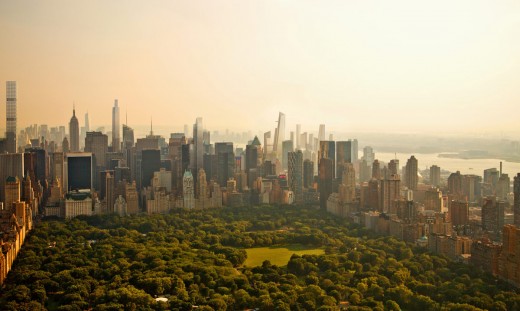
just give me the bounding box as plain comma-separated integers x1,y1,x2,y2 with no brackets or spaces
244,245,324,267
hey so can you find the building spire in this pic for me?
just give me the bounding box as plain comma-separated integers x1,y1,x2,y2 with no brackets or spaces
73,102,76,116
150,117,153,136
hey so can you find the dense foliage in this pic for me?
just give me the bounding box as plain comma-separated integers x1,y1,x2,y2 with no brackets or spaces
1,205,520,310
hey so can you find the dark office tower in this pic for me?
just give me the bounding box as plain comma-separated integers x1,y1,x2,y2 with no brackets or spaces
319,157,333,210
245,143,259,189
245,144,258,172
215,142,234,187
303,159,314,189
372,160,381,180
85,131,108,190
106,171,115,213
288,150,303,202
169,134,187,194
448,171,463,196
319,141,335,178
24,147,47,190
69,107,80,152
282,140,294,170
66,153,93,191
404,155,418,190
193,117,204,175
203,154,217,183
141,149,161,189
134,135,159,190
367,179,380,210
336,141,352,178
5,81,17,153
430,165,441,187
112,99,120,152
263,160,276,177
514,173,520,226
114,166,131,183
497,173,510,201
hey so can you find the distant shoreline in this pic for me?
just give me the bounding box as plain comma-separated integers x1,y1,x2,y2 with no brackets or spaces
438,153,520,164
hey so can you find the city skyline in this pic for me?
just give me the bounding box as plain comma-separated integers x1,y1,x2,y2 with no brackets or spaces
1,1,520,136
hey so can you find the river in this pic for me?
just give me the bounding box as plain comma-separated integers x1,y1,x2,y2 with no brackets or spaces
375,152,520,177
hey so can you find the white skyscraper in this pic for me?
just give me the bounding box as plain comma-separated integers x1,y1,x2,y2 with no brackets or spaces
6,81,17,153
112,99,120,152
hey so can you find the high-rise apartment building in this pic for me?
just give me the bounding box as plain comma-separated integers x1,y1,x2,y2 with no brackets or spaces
430,165,441,187
183,170,195,209
481,196,506,233
5,81,17,153
514,173,520,227
319,141,335,179
404,155,418,190
112,99,120,152
69,107,80,152
379,174,401,213
449,200,469,226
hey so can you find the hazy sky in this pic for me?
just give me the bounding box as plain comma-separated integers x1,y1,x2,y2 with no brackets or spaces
1,1,520,137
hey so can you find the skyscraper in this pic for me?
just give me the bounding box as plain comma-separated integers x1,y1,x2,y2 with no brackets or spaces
296,124,301,149
65,153,93,191
112,99,120,152
6,81,17,153
318,124,325,142
336,141,352,177
282,140,294,170
514,173,520,227
69,107,80,152
405,155,418,190
193,117,204,175
430,165,441,187
319,141,336,179
319,157,333,210
183,170,195,209
273,112,285,155
288,150,303,202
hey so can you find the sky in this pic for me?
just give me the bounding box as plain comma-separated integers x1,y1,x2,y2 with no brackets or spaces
1,0,520,137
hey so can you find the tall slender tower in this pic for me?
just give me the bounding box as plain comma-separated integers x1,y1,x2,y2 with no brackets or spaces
318,124,325,142
69,107,80,152
112,99,120,152
193,117,203,174
6,81,17,153
273,112,285,154
84,112,90,132
514,173,520,227
405,155,418,190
